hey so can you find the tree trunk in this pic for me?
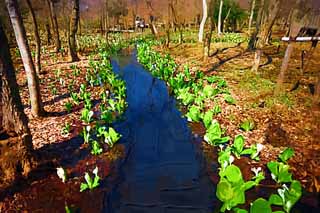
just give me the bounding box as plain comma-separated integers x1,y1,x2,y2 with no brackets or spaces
314,74,320,105
248,0,256,34
146,0,158,37
248,0,264,50
198,0,208,42
223,7,231,33
252,49,262,72
68,0,80,62
275,42,294,94
47,0,61,53
45,20,52,45
6,0,44,117
25,0,41,74
0,21,34,191
217,0,223,35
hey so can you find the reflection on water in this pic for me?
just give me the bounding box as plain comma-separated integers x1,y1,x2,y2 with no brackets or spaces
107,50,214,212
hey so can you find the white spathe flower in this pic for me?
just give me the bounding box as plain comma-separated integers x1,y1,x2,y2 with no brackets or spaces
229,155,235,164
219,145,224,151
251,167,262,177
204,135,209,143
256,143,264,153
56,167,67,183
93,166,99,176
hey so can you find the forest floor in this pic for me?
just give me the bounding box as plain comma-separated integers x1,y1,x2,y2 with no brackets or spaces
156,33,320,205
1,32,319,211
0,46,126,212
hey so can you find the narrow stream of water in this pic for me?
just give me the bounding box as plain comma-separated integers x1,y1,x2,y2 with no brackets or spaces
106,50,215,212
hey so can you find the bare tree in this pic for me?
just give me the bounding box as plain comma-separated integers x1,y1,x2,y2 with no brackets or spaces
275,1,312,94
5,0,44,117
146,0,158,36
47,0,61,53
248,0,256,34
0,21,34,190
25,0,41,73
217,0,223,35
68,0,80,62
198,0,208,42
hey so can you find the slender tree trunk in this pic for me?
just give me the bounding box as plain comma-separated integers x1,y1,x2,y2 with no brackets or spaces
223,7,231,33
6,0,44,117
146,0,158,37
25,0,41,73
0,21,34,190
47,0,61,53
45,20,52,45
248,0,256,34
275,43,294,94
314,74,320,105
248,0,264,50
217,0,223,35
198,0,208,42
68,0,80,62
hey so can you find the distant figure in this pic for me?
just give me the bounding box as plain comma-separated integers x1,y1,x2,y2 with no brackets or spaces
135,16,145,32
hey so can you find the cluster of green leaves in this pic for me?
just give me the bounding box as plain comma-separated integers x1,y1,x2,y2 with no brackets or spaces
217,164,265,212
236,149,301,213
211,33,248,43
80,167,100,192
136,38,302,212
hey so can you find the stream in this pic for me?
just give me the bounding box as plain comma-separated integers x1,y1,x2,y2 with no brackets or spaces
107,50,215,213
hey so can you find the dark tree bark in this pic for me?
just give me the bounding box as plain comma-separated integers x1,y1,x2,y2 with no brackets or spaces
47,0,61,53
25,0,41,73
68,0,80,62
146,0,158,36
5,0,44,117
45,20,52,45
0,21,34,191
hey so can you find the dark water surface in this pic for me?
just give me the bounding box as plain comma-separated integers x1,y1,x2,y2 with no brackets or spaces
106,50,215,213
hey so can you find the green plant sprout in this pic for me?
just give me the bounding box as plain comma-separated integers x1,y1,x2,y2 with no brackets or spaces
204,121,230,146
81,109,94,124
186,105,202,122
81,126,91,144
61,122,71,136
97,126,121,148
80,167,100,192
240,119,255,131
65,102,73,113
216,164,264,212
70,92,80,105
278,148,294,163
224,94,236,105
90,140,103,155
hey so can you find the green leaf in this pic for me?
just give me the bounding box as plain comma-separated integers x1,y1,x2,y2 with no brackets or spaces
267,161,279,180
279,148,294,163
203,85,215,97
212,104,222,115
269,194,283,206
80,183,89,192
233,135,245,157
216,178,234,202
233,208,248,213
224,94,236,105
240,120,255,131
250,198,272,213
186,105,202,122
224,165,243,184
243,181,256,191
282,181,302,212
267,161,292,183
202,110,213,129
